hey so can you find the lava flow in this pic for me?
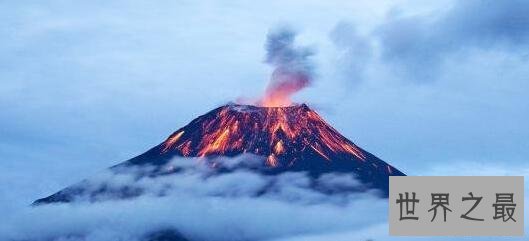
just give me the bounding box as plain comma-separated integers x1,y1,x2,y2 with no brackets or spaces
160,104,367,167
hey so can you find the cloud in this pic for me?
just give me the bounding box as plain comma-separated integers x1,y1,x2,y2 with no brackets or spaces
329,21,373,85
319,1,529,171
375,0,529,82
1,156,387,241
274,161,529,241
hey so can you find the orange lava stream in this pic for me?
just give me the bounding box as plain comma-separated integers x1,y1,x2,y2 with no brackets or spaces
162,131,184,153
160,105,367,166
266,154,279,167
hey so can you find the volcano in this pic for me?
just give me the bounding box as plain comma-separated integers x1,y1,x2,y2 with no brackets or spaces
34,103,404,205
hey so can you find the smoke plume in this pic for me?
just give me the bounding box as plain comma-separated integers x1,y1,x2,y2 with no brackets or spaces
258,27,315,107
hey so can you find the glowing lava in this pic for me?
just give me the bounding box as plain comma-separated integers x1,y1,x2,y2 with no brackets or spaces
258,71,310,107
160,104,369,168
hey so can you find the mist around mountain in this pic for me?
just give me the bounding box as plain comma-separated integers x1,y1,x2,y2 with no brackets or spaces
3,155,388,241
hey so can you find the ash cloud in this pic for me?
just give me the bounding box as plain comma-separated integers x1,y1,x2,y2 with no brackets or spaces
0,155,386,241
258,26,315,106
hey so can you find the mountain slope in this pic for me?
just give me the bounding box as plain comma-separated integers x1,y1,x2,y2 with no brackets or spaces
34,104,404,204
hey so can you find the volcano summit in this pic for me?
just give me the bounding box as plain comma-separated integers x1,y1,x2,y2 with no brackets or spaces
34,103,404,204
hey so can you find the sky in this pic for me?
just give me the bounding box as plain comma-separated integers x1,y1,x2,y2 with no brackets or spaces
1,0,528,240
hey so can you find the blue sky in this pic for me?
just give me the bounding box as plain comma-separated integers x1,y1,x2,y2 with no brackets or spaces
0,1,528,239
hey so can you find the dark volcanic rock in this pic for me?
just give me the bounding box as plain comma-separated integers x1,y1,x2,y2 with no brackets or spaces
34,104,404,205
143,229,189,241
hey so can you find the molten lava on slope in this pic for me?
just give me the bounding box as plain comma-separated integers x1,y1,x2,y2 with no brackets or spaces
34,103,404,205
161,104,368,166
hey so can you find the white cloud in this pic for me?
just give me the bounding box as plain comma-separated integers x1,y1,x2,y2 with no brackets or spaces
0,156,387,241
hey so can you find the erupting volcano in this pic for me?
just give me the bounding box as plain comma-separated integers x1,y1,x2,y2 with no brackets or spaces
34,103,404,204
33,27,404,205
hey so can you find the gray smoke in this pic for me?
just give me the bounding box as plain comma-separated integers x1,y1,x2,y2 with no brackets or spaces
259,26,315,106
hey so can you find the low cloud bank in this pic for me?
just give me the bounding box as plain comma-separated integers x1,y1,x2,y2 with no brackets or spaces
1,155,387,241
275,161,529,241
3,157,528,241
